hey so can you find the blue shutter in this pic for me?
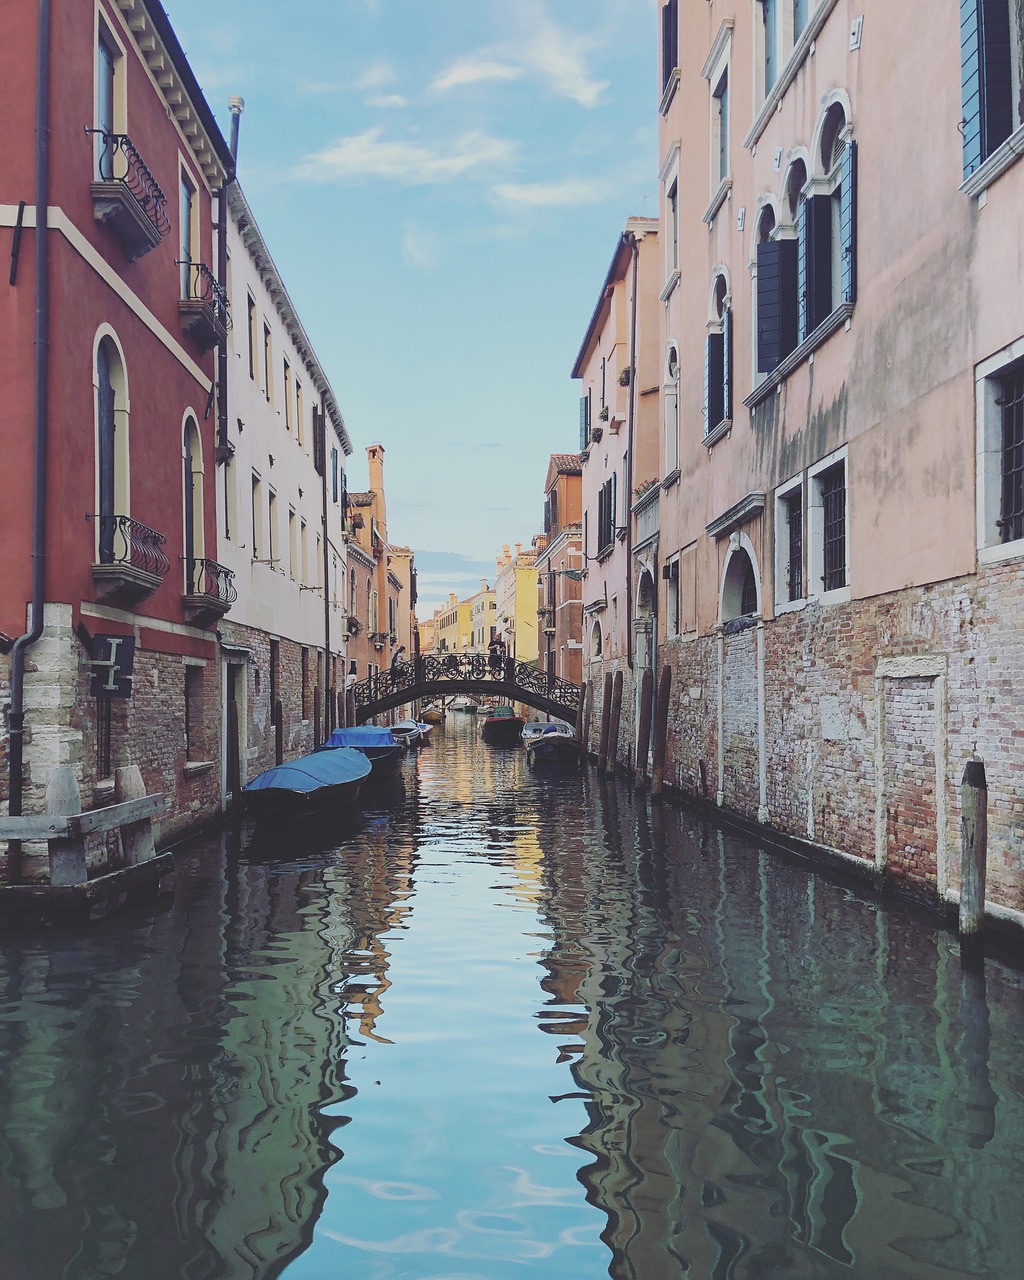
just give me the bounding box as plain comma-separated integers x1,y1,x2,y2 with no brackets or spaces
722,308,733,421
962,0,1014,177
610,471,617,535
839,141,857,305
796,197,809,341
757,239,799,371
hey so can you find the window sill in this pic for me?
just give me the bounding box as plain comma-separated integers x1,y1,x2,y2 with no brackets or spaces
661,469,681,491
660,270,680,303
704,417,732,450
702,178,732,227
978,537,1024,567
742,0,841,151
184,761,214,778
961,123,1024,198
659,69,680,117
596,544,615,564
809,585,851,608
774,597,807,616
745,302,854,409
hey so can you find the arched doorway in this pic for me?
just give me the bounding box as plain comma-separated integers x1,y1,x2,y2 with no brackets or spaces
634,565,656,770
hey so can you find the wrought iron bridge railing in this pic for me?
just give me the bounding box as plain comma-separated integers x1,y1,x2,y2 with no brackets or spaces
86,129,171,239
92,514,170,577
177,260,232,330
186,557,237,606
353,651,583,720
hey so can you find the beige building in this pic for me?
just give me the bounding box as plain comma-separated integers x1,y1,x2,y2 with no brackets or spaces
494,544,540,663
599,0,1024,923
434,593,472,656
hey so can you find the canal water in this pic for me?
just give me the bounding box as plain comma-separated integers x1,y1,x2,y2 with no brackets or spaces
1,715,1022,1280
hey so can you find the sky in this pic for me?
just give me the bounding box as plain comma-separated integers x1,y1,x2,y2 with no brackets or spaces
163,0,659,616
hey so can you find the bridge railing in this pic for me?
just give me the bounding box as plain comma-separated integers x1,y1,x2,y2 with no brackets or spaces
352,652,582,719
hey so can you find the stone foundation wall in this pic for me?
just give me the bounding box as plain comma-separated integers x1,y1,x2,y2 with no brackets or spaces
655,563,1024,915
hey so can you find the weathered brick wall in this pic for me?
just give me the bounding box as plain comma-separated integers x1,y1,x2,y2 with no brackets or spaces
583,658,636,768
721,626,759,814
657,565,1024,915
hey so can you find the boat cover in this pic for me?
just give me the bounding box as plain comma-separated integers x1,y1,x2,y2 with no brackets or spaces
244,748,371,794
327,726,397,748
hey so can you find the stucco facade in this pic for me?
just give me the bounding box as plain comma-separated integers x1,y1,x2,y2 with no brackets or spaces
599,0,1024,925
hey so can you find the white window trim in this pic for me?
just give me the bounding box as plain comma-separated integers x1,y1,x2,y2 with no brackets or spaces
660,143,681,295
703,23,733,201
807,444,850,605
977,334,1024,564
744,0,842,151
774,471,807,614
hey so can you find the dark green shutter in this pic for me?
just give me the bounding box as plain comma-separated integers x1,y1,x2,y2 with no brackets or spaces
757,239,799,370
722,308,733,421
839,141,857,304
579,394,590,451
662,0,678,91
705,333,724,434
805,194,833,333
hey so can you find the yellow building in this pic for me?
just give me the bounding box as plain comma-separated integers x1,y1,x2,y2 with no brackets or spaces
494,543,540,663
434,593,472,655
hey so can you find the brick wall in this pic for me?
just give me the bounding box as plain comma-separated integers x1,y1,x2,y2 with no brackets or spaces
656,564,1024,915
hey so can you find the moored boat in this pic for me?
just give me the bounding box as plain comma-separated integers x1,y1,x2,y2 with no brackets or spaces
525,723,581,768
391,719,422,748
243,748,371,818
320,725,404,778
481,704,525,744
416,722,434,744
421,706,445,724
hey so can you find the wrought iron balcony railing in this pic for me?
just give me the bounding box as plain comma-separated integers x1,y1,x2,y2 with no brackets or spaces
92,514,171,577
184,557,237,612
86,129,170,237
177,260,231,351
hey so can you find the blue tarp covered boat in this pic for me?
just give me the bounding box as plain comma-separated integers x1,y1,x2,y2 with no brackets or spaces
322,726,404,778
244,747,371,816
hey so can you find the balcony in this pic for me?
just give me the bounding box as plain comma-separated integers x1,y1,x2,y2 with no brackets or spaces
87,130,170,261
182,557,236,620
90,515,170,602
177,261,230,351
369,631,389,650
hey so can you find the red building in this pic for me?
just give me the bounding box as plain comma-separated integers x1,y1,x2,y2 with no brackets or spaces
1,0,235,865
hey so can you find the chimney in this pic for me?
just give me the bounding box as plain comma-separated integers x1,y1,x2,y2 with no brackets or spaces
228,96,245,160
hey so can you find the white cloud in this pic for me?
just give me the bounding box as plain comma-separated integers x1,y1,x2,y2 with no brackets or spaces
430,58,524,93
354,59,395,91
295,128,517,186
493,177,610,207
513,14,608,109
365,93,407,109
401,221,442,271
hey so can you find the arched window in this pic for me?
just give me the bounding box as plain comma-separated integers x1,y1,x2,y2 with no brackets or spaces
590,621,603,658
704,273,731,436
722,546,760,623
95,333,130,564
754,200,799,375
183,418,204,593
799,103,856,339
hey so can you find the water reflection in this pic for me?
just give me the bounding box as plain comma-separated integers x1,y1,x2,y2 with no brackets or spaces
0,716,1020,1280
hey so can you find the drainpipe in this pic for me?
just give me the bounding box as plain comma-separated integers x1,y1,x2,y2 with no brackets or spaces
8,0,52,856
320,404,332,733
625,230,639,670
217,97,243,460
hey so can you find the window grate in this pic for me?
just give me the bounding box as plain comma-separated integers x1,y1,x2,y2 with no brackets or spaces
741,557,758,615
786,490,803,600
97,698,112,778
820,464,846,591
999,369,1024,543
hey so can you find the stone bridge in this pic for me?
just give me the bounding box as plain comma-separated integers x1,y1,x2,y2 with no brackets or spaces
353,652,583,725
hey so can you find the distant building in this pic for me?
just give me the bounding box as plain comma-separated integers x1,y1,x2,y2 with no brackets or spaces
466,581,497,654
494,544,540,663
434,593,472,655
534,456,584,686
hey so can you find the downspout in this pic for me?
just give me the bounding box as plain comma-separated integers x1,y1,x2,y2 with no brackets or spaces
625,231,639,670
8,0,52,849
320,405,332,734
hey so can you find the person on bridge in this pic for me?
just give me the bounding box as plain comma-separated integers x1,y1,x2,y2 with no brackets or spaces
488,638,502,676
390,645,406,674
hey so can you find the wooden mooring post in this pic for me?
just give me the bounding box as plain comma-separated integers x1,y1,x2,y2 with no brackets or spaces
960,759,988,944
605,671,624,777
597,672,613,771
650,666,673,802
634,668,654,791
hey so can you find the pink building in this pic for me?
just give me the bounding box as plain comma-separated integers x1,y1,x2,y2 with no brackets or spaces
573,219,662,763
643,0,1024,922
535,458,584,687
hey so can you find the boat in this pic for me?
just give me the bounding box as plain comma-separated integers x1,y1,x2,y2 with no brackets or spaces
416,722,434,744
391,719,422,748
451,697,478,713
244,748,371,818
521,719,571,744
320,725,404,779
525,723,581,768
421,706,445,724
481,704,525,744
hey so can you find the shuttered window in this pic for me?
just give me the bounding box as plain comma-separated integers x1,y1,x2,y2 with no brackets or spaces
961,0,1014,178
704,332,725,435
757,239,799,371
819,464,847,591
579,392,591,451
998,368,1024,543
662,0,679,91
839,142,857,304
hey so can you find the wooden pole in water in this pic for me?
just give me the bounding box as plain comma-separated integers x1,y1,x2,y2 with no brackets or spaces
635,667,654,790
650,665,673,802
960,759,988,942
605,670,624,776
597,672,613,771
575,680,588,744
